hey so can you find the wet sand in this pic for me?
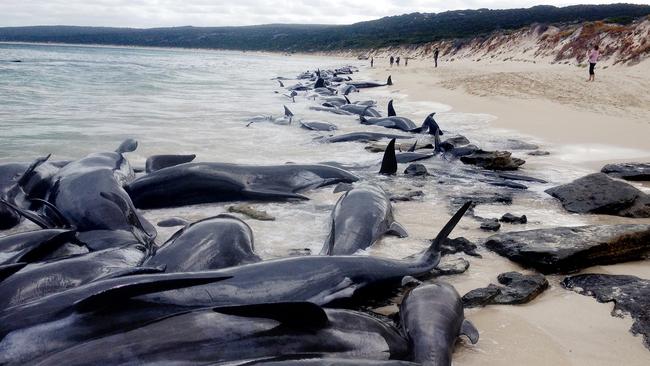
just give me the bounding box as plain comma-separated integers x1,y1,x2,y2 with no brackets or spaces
360,59,650,364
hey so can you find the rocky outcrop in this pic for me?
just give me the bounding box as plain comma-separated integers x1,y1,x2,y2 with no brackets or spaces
463,272,548,308
460,150,525,170
441,237,482,258
484,224,650,273
500,213,527,224
545,173,650,218
404,164,428,176
562,274,650,350
601,162,650,181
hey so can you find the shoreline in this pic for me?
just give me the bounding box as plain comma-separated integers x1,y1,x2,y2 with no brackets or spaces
366,58,650,170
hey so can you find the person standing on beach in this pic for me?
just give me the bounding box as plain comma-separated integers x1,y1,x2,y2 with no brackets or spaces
405,57,408,66
587,45,600,82
433,47,439,68
370,57,374,68
390,56,394,67
396,56,400,66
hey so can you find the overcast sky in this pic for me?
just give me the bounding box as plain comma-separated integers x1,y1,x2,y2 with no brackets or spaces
1,1,649,28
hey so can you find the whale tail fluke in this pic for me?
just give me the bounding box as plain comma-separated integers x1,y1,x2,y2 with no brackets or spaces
379,138,397,175
387,75,393,86
277,80,284,87
413,201,471,268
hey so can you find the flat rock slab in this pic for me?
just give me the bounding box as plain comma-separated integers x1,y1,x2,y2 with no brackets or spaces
545,173,650,218
601,162,650,181
484,224,650,273
562,274,650,350
441,237,482,258
460,150,526,171
463,271,548,308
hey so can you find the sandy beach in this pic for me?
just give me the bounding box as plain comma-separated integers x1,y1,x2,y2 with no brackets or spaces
361,58,650,365
368,58,650,169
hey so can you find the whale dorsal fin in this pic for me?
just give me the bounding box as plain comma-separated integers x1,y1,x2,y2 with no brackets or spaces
344,96,351,104
214,302,328,329
461,319,479,344
387,100,396,117
283,105,294,118
379,138,397,175
277,80,284,87
408,140,417,152
16,154,50,186
387,75,393,85
314,78,325,88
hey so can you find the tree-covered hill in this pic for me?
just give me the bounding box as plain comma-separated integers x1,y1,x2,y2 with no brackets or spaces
1,4,649,52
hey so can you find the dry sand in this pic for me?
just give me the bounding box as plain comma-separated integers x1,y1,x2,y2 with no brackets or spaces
369,58,650,169
362,58,650,365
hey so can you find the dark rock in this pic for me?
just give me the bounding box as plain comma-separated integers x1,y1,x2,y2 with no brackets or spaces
486,180,528,190
390,189,424,202
562,274,650,350
447,144,480,157
462,284,501,308
484,224,650,273
545,173,650,218
504,139,539,150
494,272,548,304
404,164,428,176
463,272,548,308
440,135,471,151
527,150,550,156
494,172,548,184
432,257,470,276
451,192,513,219
441,237,482,258
460,150,526,170
500,213,527,224
480,219,501,231
601,162,650,181
287,248,311,256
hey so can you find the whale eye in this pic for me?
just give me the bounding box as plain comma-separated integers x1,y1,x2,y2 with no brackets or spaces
134,244,147,252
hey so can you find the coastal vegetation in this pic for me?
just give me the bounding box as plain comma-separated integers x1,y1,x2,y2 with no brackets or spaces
1,4,649,52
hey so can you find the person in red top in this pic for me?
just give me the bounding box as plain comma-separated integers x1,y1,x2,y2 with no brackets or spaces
587,45,600,82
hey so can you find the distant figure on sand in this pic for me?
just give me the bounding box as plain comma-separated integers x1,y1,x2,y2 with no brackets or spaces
405,57,408,66
587,45,600,82
396,56,400,66
434,47,439,68
390,56,394,67
370,57,374,68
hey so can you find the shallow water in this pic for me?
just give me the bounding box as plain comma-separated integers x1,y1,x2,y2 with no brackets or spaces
1,43,650,364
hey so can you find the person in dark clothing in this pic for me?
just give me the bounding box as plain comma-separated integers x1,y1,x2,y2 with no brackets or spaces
405,57,408,66
396,56,400,66
433,47,439,68
370,57,374,68
390,56,394,67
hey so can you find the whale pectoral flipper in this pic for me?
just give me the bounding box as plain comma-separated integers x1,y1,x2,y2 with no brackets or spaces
74,274,233,313
213,302,329,329
0,262,27,282
387,222,408,238
96,266,167,281
461,319,479,344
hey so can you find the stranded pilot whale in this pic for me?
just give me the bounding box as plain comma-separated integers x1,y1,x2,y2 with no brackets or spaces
126,162,359,209
321,183,407,255
400,282,479,365
145,214,260,272
32,303,408,365
0,202,470,364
